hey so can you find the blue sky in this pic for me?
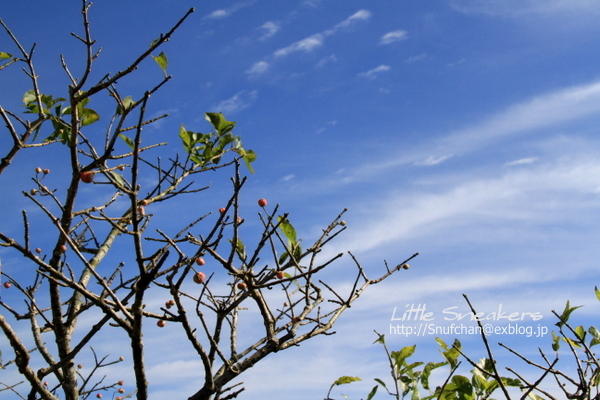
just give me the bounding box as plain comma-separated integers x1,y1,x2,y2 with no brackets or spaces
3,1,600,399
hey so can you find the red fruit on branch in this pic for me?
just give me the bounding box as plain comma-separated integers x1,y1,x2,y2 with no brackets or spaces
237,282,247,290
276,270,285,280
193,272,206,284
59,244,67,253
195,257,205,266
157,320,166,328
3,282,11,289
257,198,267,207
219,207,226,214
80,171,94,183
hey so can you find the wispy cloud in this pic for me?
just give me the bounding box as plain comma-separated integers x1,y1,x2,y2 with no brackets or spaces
414,155,452,166
329,9,372,33
204,1,256,19
273,10,371,58
336,157,600,256
438,79,600,154
316,54,337,67
450,0,600,19
274,34,325,57
213,90,258,114
258,21,280,41
358,64,391,79
246,61,270,77
380,29,408,45
505,157,539,167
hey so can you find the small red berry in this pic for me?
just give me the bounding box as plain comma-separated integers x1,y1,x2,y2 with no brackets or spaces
258,198,267,207
219,207,226,214
118,380,124,386
58,244,67,253
195,257,205,266
291,316,300,324
80,171,94,183
96,393,102,398
138,206,145,216
237,282,247,290
77,364,83,369
139,199,148,206
3,282,11,289
157,320,166,328
193,272,206,284
35,247,42,254
35,167,43,174
43,169,50,174
118,388,125,394
276,270,285,280
119,356,125,361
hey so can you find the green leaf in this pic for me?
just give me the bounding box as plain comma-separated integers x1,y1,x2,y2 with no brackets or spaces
80,108,100,126
332,376,361,386
595,286,600,302
575,325,586,341
242,149,256,173
229,238,246,260
152,51,168,76
555,300,582,327
22,90,36,105
116,96,135,115
278,216,297,245
373,333,386,345
205,112,235,135
0,51,12,60
551,331,561,351
108,171,128,189
366,385,378,400
374,378,388,390
119,134,135,150
563,336,582,349
421,362,447,390
391,345,416,369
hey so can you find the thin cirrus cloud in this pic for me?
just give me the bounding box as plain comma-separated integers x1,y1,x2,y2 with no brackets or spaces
295,78,600,194
379,29,408,45
246,61,270,77
248,10,371,77
213,90,258,115
204,0,257,19
358,64,391,79
258,21,280,41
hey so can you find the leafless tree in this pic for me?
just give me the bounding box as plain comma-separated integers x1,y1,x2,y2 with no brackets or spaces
0,3,414,399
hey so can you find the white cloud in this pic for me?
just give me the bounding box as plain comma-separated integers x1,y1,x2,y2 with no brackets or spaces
316,54,337,67
406,53,428,63
204,1,256,19
335,158,600,256
259,21,280,40
505,157,539,166
358,64,391,79
439,79,600,154
213,90,258,114
414,155,452,166
380,30,408,45
205,9,229,19
273,10,371,58
274,34,324,57
331,9,372,32
246,61,270,77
